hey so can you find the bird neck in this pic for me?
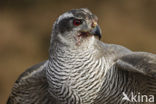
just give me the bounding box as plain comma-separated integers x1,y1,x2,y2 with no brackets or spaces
49,36,99,59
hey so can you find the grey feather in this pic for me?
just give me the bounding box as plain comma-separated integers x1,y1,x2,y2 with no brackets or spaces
8,8,156,104
116,52,156,77
7,61,58,104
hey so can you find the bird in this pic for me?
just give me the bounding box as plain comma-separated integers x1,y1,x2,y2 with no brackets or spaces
7,8,156,104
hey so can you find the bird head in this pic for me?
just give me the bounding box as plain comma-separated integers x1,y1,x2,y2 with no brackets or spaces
51,8,102,47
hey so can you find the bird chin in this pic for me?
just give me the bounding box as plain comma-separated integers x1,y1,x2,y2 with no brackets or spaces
75,32,91,46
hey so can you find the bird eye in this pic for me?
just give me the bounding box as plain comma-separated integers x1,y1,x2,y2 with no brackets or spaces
73,19,82,26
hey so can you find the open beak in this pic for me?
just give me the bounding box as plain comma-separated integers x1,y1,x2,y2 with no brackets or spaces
90,25,102,40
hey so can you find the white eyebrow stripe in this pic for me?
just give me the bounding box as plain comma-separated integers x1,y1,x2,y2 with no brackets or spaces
57,12,74,24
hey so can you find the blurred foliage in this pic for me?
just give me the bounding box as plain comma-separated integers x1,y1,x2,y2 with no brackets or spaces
0,0,156,103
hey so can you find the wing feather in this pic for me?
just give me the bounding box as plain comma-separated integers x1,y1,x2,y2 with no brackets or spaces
7,60,57,104
116,52,156,77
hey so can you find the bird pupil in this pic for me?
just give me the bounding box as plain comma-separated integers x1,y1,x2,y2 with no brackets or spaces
73,19,82,26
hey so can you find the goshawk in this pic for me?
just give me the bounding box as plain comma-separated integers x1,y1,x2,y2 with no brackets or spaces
7,8,156,104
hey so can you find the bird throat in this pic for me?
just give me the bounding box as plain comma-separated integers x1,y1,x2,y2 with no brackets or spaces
76,32,93,46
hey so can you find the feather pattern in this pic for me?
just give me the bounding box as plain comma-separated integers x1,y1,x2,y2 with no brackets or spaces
7,8,156,104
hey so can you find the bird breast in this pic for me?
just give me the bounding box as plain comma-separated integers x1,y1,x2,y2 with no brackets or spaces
46,47,108,104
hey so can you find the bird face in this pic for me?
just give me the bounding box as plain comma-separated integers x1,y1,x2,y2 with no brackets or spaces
52,8,102,47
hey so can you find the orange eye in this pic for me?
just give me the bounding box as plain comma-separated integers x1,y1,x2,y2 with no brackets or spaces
73,19,82,26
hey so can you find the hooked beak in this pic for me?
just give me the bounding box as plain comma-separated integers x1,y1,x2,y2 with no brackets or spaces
90,25,102,40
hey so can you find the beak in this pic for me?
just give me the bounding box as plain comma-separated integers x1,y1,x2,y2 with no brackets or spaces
90,25,102,40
